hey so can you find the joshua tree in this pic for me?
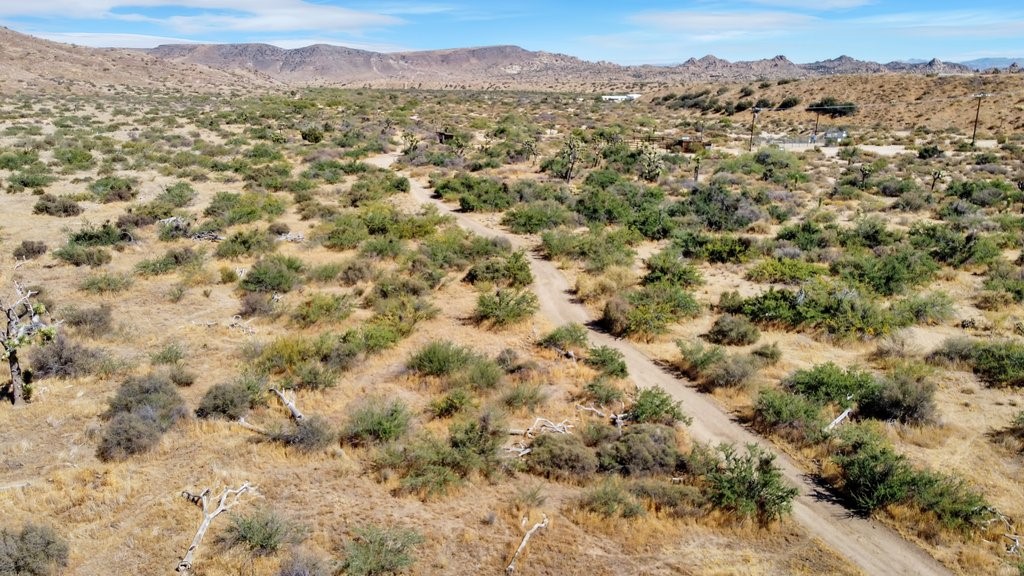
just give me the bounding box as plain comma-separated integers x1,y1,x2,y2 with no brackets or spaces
2,283,55,405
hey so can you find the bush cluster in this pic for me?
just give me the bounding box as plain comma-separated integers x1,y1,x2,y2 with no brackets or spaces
96,374,187,461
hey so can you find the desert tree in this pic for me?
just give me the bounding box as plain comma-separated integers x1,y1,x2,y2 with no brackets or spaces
2,283,56,405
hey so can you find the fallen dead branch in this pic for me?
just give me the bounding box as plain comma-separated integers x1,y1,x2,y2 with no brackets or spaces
506,513,549,575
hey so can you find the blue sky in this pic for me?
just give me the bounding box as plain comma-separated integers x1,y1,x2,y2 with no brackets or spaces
3,1,1022,64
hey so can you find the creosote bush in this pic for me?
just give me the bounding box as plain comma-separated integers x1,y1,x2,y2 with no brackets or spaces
526,433,599,482
196,382,253,420
342,397,411,445
270,415,336,452
342,524,422,576
221,509,300,556
12,240,47,260
705,314,760,346
0,523,69,576
473,288,538,327
629,387,690,426
96,374,187,461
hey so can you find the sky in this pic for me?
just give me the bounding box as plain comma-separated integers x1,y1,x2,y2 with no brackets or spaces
2,1,1023,64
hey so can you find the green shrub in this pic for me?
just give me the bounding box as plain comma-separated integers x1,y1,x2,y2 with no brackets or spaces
79,272,132,293
135,247,202,276
290,293,352,327
860,364,937,425
703,354,759,390
241,255,304,293
753,389,827,445
705,444,798,524
473,289,538,327
582,377,625,406
215,229,274,259
539,323,589,351
526,433,599,481
629,387,690,426
90,175,138,202
343,397,411,445
151,341,185,365
832,432,917,514
585,346,628,378
408,341,475,377
204,191,286,227
671,231,754,264
316,213,369,250
195,382,252,420
501,201,574,233
675,340,725,380
463,251,532,288
576,479,644,518
502,383,546,411
705,314,760,346
598,423,679,476
0,523,69,576
831,247,938,296
342,525,422,576
54,244,112,267
54,146,93,170
890,292,954,326
32,194,81,217
642,248,703,287
783,362,878,407
221,509,299,556
745,258,823,284
428,388,474,419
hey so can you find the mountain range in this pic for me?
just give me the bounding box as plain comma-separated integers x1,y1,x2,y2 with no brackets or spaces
1,25,1020,95
143,43,985,88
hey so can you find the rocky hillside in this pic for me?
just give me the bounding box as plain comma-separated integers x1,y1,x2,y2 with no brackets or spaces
0,27,274,94
144,42,979,89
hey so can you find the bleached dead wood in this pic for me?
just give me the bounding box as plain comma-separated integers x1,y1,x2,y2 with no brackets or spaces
176,482,254,573
505,442,531,457
508,418,572,437
270,388,304,422
505,513,549,575
576,404,627,430
824,408,854,432
236,418,269,436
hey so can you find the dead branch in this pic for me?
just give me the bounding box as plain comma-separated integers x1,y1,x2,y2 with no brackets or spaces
508,418,573,438
176,482,254,573
236,418,269,436
270,388,304,422
575,404,606,418
506,513,549,575
505,442,531,457
824,408,854,432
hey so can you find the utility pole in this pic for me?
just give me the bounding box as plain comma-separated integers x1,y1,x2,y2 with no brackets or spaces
971,93,991,148
749,107,762,152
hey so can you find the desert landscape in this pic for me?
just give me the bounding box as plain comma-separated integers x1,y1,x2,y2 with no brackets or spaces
1,22,1024,576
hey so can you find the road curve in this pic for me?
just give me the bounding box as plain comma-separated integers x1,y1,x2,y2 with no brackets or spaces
369,153,953,576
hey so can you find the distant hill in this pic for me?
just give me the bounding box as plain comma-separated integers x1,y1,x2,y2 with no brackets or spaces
0,26,273,94
0,26,998,95
958,57,1024,70
143,42,976,89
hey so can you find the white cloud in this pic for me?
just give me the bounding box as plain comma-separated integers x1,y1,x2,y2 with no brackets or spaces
850,10,1024,38
33,31,204,48
0,1,401,33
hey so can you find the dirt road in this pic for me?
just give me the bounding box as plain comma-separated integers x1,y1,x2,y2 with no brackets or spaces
368,153,953,576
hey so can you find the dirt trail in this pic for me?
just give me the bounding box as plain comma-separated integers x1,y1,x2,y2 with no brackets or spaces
368,153,953,576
